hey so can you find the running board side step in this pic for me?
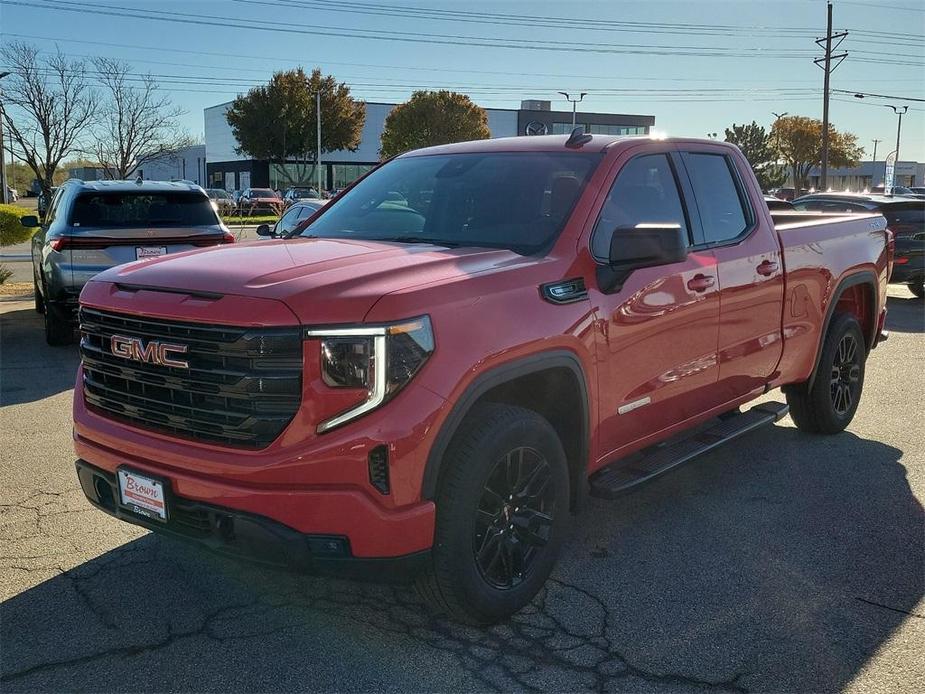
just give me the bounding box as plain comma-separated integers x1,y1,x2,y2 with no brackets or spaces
589,402,789,499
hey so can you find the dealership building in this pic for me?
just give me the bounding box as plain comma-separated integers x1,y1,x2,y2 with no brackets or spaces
204,99,655,192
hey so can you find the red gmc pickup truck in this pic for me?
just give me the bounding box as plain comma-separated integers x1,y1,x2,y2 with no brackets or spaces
73,133,891,624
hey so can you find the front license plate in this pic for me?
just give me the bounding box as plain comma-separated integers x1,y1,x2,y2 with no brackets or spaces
117,469,168,522
135,246,167,260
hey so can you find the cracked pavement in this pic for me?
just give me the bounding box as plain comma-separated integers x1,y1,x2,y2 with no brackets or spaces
2,287,923,693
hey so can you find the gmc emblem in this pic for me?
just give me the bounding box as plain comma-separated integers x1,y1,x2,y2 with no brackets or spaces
110,335,189,369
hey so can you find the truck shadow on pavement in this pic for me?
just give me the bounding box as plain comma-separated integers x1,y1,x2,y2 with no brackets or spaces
2,429,921,692
885,294,924,334
0,306,79,407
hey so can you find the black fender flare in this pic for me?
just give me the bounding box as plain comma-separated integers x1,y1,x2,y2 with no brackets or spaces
421,350,590,506
804,270,879,391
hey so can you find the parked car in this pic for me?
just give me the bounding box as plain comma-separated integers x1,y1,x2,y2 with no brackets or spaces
765,195,794,212
73,135,890,624
256,200,327,238
238,187,282,214
37,187,58,218
770,187,807,201
793,192,924,297
205,188,236,215
23,179,234,345
869,185,925,199
282,187,321,206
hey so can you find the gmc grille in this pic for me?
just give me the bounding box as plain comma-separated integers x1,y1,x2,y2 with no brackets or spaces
79,307,303,448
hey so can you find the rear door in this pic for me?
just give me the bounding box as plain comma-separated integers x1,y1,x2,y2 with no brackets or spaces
678,148,785,402
588,146,722,457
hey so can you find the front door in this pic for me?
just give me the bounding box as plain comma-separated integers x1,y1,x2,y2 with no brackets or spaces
587,148,722,460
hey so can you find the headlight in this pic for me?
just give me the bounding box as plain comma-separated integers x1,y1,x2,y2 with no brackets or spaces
306,316,434,432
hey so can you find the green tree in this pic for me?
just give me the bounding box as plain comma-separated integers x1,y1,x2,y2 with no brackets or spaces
724,121,786,191
770,116,864,190
225,68,365,186
380,90,491,159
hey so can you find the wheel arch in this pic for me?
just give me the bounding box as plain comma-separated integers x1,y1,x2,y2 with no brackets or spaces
421,350,590,512
805,270,878,391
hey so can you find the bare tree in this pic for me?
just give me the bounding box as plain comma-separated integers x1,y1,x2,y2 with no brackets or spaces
0,42,97,198
90,57,190,180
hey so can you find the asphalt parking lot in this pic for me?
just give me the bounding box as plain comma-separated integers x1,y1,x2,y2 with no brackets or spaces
1,287,923,693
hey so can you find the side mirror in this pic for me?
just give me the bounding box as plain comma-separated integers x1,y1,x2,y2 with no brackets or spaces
20,215,40,228
608,224,687,267
598,224,688,294
255,223,274,237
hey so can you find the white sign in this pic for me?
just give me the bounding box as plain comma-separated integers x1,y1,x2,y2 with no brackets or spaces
118,469,167,521
884,152,896,190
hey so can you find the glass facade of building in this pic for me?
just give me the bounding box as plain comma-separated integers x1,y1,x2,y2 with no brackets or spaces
551,123,647,135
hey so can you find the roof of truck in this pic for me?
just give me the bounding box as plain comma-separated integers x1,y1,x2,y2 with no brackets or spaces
401,134,733,157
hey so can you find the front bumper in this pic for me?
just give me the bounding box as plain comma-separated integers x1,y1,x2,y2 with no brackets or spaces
76,458,430,580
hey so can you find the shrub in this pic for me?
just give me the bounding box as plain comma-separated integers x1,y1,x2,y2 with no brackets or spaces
0,204,35,246
0,264,12,284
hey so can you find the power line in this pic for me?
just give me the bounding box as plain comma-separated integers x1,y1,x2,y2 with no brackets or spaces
3,0,828,60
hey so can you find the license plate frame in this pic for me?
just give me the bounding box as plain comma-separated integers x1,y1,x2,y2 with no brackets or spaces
117,468,168,522
135,246,167,260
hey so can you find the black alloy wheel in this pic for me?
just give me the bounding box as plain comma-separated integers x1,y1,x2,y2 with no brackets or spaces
473,447,556,590
830,333,861,416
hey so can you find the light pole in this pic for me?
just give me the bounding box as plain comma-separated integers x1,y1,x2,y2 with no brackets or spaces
316,89,322,194
0,71,10,204
887,105,908,182
558,91,587,128
870,138,881,163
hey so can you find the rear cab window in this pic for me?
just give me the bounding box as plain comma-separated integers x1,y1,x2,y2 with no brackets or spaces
70,192,219,228
680,152,753,246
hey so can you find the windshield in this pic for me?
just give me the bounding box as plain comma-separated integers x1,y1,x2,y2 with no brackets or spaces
71,192,219,227
250,189,278,197
301,152,602,253
207,189,231,199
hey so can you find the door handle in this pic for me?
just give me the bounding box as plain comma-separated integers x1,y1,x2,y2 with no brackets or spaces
757,260,779,276
687,274,715,292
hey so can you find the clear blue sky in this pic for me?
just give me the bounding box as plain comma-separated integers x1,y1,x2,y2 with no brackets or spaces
2,0,923,160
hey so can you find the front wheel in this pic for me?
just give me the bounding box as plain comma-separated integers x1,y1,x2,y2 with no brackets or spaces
416,403,570,625
786,312,866,434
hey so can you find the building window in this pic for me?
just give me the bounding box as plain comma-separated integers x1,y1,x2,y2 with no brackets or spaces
552,123,646,136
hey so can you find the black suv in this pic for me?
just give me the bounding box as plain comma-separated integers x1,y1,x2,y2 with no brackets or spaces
793,193,924,297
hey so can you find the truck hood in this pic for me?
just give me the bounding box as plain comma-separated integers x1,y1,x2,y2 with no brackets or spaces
89,238,527,324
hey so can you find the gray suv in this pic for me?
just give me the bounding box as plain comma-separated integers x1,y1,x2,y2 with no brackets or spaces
24,179,234,345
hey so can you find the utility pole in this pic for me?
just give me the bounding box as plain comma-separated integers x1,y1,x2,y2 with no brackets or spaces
558,91,587,128
814,1,848,191
0,71,10,204
870,138,881,163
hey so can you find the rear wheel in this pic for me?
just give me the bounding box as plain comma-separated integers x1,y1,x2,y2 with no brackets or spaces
33,273,45,314
909,281,924,299
786,313,866,434
416,403,570,625
44,301,74,346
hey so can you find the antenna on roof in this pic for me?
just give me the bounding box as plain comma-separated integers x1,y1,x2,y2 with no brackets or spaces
134,174,143,185
565,126,592,149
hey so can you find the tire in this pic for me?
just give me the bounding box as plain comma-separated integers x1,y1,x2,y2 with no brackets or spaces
786,312,866,434
44,301,74,346
416,403,571,625
33,273,45,314
909,281,924,299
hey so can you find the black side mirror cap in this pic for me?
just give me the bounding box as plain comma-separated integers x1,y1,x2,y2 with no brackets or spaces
255,223,274,237
598,224,688,294
20,215,40,228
